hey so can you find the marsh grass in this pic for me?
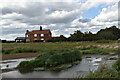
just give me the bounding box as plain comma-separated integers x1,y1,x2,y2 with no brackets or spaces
2,41,118,54
17,50,82,71
113,60,120,72
85,64,118,78
2,48,37,54
95,40,117,43
81,48,110,54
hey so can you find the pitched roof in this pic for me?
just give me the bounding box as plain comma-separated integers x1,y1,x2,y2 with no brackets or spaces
26,29,51,34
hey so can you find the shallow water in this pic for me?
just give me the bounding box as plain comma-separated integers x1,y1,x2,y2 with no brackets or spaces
1,55,110,78
0,58,35,69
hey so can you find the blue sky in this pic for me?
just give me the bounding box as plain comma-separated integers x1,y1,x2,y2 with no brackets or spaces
83,4,108,19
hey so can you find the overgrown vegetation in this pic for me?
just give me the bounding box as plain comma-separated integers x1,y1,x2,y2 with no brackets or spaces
17,50,82,71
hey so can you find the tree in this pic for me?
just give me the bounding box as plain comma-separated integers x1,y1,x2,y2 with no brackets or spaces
97,26,120,40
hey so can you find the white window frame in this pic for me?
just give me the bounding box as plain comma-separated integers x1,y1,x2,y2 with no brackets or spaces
40,34,44,37
34,34,37,37
26,34,29,37
41,38,44,40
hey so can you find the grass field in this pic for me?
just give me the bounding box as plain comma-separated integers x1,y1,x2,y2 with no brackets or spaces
2,40,119,55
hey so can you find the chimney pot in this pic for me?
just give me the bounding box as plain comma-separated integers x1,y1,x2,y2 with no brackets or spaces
26,30,29,32
40,26,42,30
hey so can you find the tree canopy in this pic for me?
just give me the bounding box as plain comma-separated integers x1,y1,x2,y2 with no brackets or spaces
47,26,120,42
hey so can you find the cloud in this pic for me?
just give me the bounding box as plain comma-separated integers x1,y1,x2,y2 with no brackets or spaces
79,18,91,23
0,0,119,40
94,3,118,22
1,2,83,25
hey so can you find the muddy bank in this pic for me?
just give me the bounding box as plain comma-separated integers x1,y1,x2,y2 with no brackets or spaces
1,53,40,60
0,68,16,73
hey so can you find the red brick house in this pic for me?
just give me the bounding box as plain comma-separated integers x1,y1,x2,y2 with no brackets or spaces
25,26,52,42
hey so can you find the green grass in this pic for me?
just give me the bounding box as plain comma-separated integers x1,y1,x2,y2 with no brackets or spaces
81,48,111,54
85,64,118,78
2,48,37,54
95,40,117,43
17,50,82,71
2,41,118,54
83,60,120,78
113,59,120,72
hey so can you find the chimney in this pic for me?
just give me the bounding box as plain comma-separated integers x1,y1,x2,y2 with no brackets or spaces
40,26,42,30
26,30,29,33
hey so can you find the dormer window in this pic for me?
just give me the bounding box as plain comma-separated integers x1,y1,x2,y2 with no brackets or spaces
34,34,37,37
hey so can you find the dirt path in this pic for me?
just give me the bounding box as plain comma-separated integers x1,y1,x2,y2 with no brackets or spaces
1,53,40,60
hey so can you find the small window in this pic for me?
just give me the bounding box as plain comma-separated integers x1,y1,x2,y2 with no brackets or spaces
41,38,44,40
40,34,44,37
26,34,29,37
34,34,37,37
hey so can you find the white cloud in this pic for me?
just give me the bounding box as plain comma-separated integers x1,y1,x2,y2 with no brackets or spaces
94,3,118,22
0,0,119,40
1,12,23,19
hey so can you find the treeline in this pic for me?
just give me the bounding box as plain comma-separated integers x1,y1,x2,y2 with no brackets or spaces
47,26,120,42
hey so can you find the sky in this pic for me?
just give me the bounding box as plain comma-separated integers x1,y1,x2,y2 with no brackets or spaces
0,0,119,40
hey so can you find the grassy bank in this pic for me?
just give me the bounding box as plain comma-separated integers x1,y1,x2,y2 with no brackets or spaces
84,59,120,78
2,41,119,55
17,50,82,71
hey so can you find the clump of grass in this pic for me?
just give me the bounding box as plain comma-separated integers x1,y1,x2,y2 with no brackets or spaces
17,50,82,71
113,59,120,72
12,48,37,53
85,64,118,78
45,50,82,68
2,49,13,54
